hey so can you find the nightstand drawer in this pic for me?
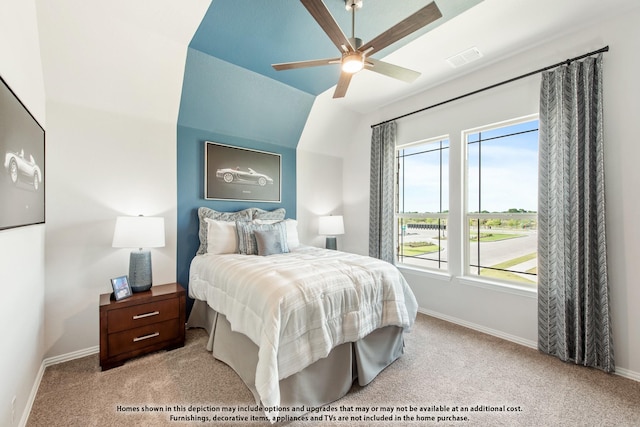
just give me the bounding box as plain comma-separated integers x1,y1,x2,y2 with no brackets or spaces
108,298,179,333
100,283,186,370
108,318,180,357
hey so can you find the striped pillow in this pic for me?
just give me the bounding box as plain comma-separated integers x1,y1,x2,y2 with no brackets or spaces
236,221,289,255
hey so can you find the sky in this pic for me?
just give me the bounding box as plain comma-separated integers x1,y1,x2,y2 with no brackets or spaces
398,120,539,214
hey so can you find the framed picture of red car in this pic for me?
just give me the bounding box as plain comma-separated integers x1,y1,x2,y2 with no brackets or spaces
0,75,45,231
204,141,281,202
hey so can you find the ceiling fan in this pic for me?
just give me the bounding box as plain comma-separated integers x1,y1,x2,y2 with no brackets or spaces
272,0,442,98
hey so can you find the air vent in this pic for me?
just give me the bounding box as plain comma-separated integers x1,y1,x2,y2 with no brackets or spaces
446,47,483,68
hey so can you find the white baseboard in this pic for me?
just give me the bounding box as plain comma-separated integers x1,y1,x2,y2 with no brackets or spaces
19,363,45,427
20,346,99,427
43,345,99,367
418,308,538,349
418,308,640,383
616,366,640,382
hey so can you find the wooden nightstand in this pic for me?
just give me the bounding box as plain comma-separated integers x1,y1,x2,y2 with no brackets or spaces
99,282,186,371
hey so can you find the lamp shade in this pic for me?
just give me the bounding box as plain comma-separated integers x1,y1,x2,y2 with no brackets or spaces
112,216,165,248
318,215,344,236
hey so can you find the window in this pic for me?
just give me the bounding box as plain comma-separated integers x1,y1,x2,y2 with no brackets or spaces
394,116,538,290
396,137,449,271
465,118,538,288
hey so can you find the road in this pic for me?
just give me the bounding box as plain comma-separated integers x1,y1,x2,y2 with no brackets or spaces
399,227,538,283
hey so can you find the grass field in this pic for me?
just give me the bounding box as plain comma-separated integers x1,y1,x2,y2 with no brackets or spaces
401,241,441,257
470,232,525,242
479,252,537,285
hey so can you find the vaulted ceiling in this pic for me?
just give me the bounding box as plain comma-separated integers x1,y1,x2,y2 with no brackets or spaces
190,0,482,96
36,0,640,120
186,0,639,114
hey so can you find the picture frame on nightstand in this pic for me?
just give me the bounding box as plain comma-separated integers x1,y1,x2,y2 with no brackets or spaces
110,275,132,301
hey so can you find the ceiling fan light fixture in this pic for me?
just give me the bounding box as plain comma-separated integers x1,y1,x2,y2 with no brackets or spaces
342,52,364,73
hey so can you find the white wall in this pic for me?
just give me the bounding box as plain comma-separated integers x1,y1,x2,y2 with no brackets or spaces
0,1,46,425
296,149,344,248
331,9,640,377
35,0,209,358
43,101,179,356
297,95,361,249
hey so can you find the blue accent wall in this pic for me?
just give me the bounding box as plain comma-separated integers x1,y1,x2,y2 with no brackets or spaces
176,47,314,309
179,48,314,148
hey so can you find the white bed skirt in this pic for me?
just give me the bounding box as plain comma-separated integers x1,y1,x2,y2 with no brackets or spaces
187,299,404,410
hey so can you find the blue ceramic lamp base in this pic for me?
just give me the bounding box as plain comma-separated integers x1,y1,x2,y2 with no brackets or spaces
325,236,337,250
129,250,152,292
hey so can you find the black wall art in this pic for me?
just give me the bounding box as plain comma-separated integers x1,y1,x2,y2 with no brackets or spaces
0,75,45,230
205,141,281,202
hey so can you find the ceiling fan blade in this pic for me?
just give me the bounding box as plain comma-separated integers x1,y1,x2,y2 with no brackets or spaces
366,58,421,83
333,71,353,98
301,0,354,52
359,2,442,56
272,57,341,71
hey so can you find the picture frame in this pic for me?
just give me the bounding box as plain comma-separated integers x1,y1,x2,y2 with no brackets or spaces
204,141,281,202
0,75,46,230
110,275,133,301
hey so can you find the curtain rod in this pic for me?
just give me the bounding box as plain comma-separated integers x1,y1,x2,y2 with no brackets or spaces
371,45,609,128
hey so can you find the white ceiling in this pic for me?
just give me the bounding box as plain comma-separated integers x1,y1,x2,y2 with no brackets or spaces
334,0,640,113
36,0,640,118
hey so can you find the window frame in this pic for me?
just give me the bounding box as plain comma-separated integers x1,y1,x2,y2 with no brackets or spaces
395,135,450,273
462,114,539,289
393,115,540,294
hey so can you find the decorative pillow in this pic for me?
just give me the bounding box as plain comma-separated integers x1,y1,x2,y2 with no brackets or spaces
197,207,253,255
204,218,238,254
252,208,286,221
254,229,285,256
283,219,300,249
255,218,300,249
236,221,289,255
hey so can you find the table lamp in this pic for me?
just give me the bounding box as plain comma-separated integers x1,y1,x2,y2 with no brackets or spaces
319,215,344,250
112,215,165,292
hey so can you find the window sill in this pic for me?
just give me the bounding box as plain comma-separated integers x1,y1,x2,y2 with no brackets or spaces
397,264,453,282
457,276,537,298
396,265,537,299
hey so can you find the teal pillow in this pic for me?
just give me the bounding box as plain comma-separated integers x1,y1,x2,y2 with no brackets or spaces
254,229,285,256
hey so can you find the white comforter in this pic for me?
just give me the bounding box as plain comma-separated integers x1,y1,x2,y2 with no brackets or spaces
189,246,417,420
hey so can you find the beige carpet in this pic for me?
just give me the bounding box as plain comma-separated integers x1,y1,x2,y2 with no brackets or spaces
27,313,640,426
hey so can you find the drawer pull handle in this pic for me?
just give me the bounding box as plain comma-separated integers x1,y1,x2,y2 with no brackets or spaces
133,332,160,342
133,311,160,320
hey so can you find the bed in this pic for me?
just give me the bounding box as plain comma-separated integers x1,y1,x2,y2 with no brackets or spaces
186,207,418,422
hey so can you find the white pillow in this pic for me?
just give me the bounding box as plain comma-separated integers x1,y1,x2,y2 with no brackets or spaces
284,219,300,249
255,218,300,249
205,218,238,254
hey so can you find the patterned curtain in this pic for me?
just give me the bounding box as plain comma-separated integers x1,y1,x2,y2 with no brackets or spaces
369,121,396,263
538,54,614,372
